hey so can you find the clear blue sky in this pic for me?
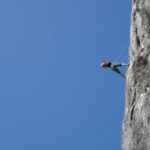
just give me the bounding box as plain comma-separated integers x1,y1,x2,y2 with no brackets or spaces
0,1,131,150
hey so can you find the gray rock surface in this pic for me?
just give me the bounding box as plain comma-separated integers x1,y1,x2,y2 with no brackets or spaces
122,0,150,150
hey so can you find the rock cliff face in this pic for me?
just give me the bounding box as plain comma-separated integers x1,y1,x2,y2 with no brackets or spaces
122,0,150,150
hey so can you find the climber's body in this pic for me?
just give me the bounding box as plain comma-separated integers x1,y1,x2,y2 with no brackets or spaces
100,61,128,78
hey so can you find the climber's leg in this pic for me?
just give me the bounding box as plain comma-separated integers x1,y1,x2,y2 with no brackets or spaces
113,68,126,78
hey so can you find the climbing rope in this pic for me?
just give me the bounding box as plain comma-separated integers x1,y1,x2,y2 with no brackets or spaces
113,41,129,63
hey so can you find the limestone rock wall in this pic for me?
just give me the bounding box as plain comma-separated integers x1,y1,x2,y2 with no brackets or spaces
122,0,150,150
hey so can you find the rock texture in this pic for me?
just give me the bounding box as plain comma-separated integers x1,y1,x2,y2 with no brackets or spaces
122,0,150,150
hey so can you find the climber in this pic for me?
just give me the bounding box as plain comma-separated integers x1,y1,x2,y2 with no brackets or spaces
100,61,129,78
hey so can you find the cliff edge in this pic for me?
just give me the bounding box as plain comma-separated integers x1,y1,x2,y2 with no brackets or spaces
122,0,150,150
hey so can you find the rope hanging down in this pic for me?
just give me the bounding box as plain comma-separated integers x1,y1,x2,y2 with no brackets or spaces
113,41,129,63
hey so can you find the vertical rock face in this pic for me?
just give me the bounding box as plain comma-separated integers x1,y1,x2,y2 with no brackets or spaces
122,0,150,150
